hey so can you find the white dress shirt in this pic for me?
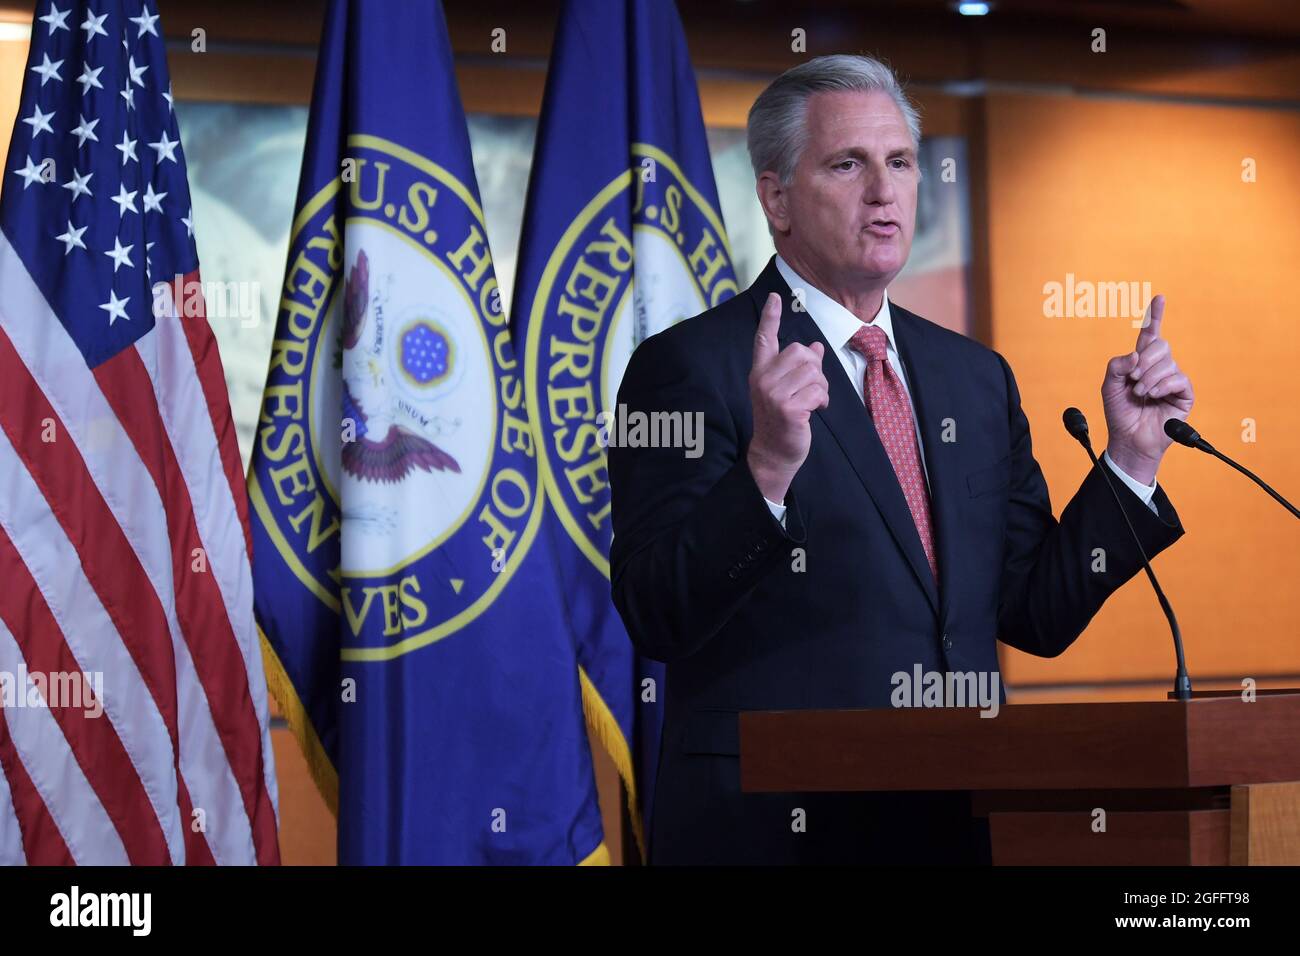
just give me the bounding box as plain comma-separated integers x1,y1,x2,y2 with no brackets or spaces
760,254,1158,523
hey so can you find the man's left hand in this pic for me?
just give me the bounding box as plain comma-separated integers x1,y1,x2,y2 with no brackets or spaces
1101,294,1195,486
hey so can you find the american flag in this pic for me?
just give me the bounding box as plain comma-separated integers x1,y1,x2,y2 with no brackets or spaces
0,2,279,864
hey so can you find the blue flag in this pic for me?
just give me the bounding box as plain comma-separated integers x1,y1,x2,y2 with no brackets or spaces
510,0,738,856
250,0,605,864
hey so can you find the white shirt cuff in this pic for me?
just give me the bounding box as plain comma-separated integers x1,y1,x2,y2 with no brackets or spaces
763,496,787,527
1102,450,1159,514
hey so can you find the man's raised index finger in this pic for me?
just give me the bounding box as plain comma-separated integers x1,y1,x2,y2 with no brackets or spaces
752,292,783,367
1136,293,1165,346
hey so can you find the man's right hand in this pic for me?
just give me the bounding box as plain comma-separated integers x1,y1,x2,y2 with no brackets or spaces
746,291,830,503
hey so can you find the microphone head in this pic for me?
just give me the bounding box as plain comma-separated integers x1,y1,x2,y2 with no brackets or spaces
1164,418,1202,447
1062,407,1090,443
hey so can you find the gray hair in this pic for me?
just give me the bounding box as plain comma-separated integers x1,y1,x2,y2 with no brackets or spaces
746,54,922,184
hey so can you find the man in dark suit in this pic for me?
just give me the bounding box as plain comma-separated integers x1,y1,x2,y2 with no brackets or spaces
608,55,1194,864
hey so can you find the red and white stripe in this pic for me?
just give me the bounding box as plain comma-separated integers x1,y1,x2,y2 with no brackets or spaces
0,231,279,865
0,708,25,864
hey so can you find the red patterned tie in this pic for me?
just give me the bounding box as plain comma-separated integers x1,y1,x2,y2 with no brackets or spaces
847,325,938,581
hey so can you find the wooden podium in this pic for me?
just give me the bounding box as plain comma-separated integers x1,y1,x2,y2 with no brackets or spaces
739,693,1300,865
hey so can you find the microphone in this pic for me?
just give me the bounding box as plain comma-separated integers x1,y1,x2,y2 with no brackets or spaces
1062,407,1192,700
1164,419,1299,519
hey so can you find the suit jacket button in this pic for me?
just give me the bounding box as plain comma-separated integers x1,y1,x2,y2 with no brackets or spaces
728,568,739,580
942,634,953,650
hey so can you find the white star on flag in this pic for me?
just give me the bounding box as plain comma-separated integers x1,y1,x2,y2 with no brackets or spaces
54,220,87,254
99,289,130,325
149,130,179,164
111,183,138,217
129,8,160,38
80,10,108,41
127,55,149,88
105,237,134,273
62,167,93,201
31,53,63,86
76,63,104,94
80,10,108,42
22,104,55,138
39,4,70,35
11,156,47,189
116,130,138,165
71,113,100,147
141,181,166,213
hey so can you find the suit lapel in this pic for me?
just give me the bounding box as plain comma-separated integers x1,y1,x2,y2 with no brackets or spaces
747,259,940,617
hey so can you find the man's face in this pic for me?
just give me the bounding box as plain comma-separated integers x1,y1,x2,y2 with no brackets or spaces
762,89,919,288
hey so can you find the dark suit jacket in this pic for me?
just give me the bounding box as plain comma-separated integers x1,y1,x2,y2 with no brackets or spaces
608,257,1184,865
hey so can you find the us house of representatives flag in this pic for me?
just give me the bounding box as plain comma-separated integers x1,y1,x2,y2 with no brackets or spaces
249,0,606,863
509,0,739,855
0,1,279,864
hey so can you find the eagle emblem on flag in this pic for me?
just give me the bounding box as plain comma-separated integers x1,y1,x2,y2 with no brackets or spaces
339,248,461,484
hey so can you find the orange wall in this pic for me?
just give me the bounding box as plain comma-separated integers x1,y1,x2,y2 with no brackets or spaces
0,33,24,163
985,92,1300,688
